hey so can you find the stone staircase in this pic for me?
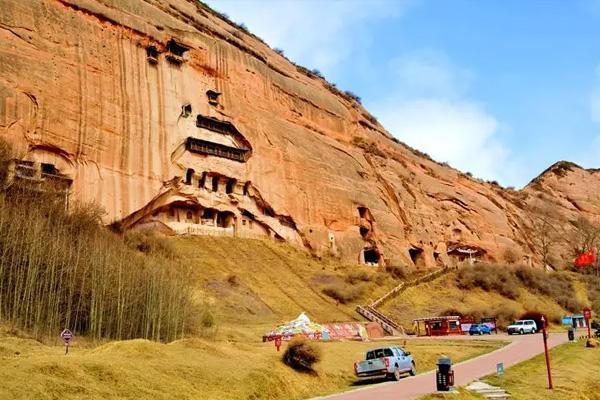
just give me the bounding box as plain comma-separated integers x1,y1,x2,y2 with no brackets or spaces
466,381,511,399
357,267,454,336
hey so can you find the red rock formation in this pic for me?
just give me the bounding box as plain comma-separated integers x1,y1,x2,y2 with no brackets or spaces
0,0,598,268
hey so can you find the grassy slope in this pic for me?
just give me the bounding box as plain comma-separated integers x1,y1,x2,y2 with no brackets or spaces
173,237,397,339
420,341,600,400
379,270,575,331
0,237,508,400
0,329,503,400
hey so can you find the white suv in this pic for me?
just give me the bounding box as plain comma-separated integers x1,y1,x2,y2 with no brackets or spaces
507,320,537,335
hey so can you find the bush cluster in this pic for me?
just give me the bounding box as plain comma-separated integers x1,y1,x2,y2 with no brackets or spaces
282,337,321,371
321,283,364,304
457,264,582,313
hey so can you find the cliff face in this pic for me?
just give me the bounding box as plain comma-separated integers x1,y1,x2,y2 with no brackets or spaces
1,0,598,268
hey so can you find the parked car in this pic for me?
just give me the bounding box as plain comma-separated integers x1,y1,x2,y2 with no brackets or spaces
469,323,493,335
354,346,416,381
507,320,537,335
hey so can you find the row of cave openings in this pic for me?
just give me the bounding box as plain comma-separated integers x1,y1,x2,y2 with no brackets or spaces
183,169,277,219
355,205,486,268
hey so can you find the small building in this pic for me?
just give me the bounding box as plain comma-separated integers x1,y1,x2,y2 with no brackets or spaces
562,315,588,329
413,316,462,337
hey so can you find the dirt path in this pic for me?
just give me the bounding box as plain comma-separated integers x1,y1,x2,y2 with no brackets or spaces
314,333,568,400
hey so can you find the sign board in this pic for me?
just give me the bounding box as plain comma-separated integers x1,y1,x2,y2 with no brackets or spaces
496,362,504,376
583,308,592,321
60,329,73,344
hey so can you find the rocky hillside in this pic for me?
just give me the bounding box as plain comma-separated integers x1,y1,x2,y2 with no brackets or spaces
0,0,598,268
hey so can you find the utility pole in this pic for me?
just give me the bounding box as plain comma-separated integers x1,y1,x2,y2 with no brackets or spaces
541,315,553,390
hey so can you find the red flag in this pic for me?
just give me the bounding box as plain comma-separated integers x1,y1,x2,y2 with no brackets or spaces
574,250,596,268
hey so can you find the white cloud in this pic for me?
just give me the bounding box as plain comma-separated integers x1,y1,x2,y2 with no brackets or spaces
377,98,510,179
205,0,412,75
372,51,521,184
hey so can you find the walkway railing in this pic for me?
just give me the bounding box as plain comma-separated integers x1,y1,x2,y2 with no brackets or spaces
357,266,456,336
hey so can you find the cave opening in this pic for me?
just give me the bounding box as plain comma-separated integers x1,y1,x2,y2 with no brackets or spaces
198,172,206,188
146,46,159,63
182,104,192,118
226,178,237,194
409,247,424,267
211,175,219,192
185,168,194,185
363,248,380,265
359,226,370,238
357,206,368,219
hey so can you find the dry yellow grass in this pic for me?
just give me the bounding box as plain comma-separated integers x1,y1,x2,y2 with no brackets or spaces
172,236,399,339
0,328,504,400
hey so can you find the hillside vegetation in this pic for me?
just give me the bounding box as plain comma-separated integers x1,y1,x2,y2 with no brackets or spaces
171,236,402,339
380,264,599,332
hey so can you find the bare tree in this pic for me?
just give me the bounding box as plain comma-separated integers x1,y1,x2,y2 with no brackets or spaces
529,203,557,268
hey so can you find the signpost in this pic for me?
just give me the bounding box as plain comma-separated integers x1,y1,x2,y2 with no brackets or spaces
60,329,73,355
583,307,592,339
540,316,553,389
496,362,504,377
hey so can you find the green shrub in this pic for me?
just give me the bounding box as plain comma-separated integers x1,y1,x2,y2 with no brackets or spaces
282,337,321,372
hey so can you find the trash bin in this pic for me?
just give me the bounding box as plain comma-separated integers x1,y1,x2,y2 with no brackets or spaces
436,357,454,391
568,327,574,341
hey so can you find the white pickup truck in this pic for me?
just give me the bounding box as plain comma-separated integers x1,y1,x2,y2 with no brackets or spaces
354,346,416,381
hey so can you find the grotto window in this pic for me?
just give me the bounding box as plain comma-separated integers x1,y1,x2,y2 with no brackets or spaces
226,178,237,194
146,46,159,64
263,207,275,217
198,172,207,188
206,90,221,106
186,210,193,221
166,39,189,64
211,175,219,192
216,212,234,228
363,248,380,264
243,182,251,196
41,163,57,175
185,168,194,185
242,219,247,226
202,208,216,220
182,104,192,118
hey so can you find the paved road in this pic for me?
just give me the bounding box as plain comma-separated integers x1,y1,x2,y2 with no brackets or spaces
315,333,568,400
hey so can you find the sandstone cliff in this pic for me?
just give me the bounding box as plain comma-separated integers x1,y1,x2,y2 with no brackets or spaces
0,0,598,268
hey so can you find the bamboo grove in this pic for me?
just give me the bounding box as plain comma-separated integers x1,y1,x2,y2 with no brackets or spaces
0,146,196,341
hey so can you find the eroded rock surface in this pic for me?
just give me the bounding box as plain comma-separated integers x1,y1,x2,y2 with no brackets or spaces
1,0,598,268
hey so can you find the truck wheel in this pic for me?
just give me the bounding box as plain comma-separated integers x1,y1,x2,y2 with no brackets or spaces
519,329,524,335
409,362,417,376
393,367,402,381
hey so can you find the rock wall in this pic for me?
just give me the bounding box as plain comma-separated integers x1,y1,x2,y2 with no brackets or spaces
1,0,599,268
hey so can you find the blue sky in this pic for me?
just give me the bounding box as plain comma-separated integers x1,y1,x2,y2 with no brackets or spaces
205,0,600,188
